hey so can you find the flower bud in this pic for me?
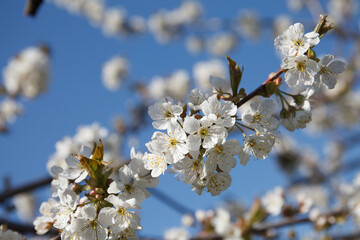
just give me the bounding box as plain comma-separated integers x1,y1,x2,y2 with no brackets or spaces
280,108,291,119
293,94,305,106
89,190,96,196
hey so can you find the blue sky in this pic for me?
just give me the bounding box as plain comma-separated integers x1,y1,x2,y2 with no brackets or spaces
0,0,355,238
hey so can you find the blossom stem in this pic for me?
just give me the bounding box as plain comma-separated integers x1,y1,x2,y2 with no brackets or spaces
236,69,284,108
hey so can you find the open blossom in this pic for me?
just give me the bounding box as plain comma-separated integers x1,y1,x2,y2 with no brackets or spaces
67,205,109,240
107,165,152,204
242,99,279,133
274,23,320,57
187,88,208,111
314,55,346,90
170,153,204,185
148,98,182,130
143,150,168,177
101,195,141,236
51,188,79,229
53,145,92,183
183,115,227,150
34,198,57,235
200,94,237,128
243,133,275,160
2,46,50,98
102,56,129,91
261,187,285,215
205,172,232,196
147,124,189,163
205,138,241,172
193,59,227,89
281,110,312,131
281,55,320,87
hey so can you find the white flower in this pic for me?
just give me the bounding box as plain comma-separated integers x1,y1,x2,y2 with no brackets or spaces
205,172,232,196
51,188,79,229
193,60,227,89
243,133,275,159
187,88,208,111
74,122,109,144
68,205,109,240
274,23,320,57
183,115,227,150
281,110,312,131
209,75,232,94
212,208,232,235
273,15,292,37
143,151,168,177
261,187,284,215
33,198,57,235
205,138,241,172
314,55,346,90
13,193,35,223
3,46,50,98
207,33,237,56
148,125,188,164
59,145,92,183
186,36,204,54
242,99,279,133
281,55,320,87
0,225,25,240
107,165,151,204
201,94,237,128
181,214,194,227
164,227,190,240
102,195,141,234
170,153,204,185
102,56,129,91
0,99,22,123
148,98,183,130
102,8,126,36
82,0,104,24
148,70,189,101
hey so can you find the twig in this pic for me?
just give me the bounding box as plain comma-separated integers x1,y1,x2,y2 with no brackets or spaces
236,68,283,108
0,218,58,236
24,0,44,17
149,188,194,215
0,177,52,203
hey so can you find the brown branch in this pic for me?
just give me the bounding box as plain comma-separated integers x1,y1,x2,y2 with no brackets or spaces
251,209,347,234
0,218,58,236
236,68,284,108
332,232,360,240
0,176,52,203
24,0,44,17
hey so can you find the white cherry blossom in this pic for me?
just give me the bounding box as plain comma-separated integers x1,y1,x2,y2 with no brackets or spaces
200,94,237,128
281,110,312,131
274,23,320,57
147,124,188,163
242,99,279,133
261,187,285,215
51,188,79,229
314,55,346,90
148,98,183,130
205,172,232,196
187,88,208,111
243,133,275,159
281,55,320,87
107,165,151,204
102,195,141,236
205,138,241,172
68,205,109,240
183,115,227,150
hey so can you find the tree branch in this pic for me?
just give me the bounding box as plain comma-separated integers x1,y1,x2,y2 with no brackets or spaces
0,176,52,203
24,0,44,17
236,68,284,108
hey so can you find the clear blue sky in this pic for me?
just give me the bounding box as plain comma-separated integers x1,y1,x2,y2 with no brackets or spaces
0,0,353,238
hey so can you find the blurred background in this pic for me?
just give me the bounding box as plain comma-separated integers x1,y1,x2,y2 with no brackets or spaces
0,0,359,239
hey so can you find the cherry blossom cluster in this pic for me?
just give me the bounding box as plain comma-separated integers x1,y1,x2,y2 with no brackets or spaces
34,141,159,240
0,45,50,131
274,21,345,132
0,225,25,240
